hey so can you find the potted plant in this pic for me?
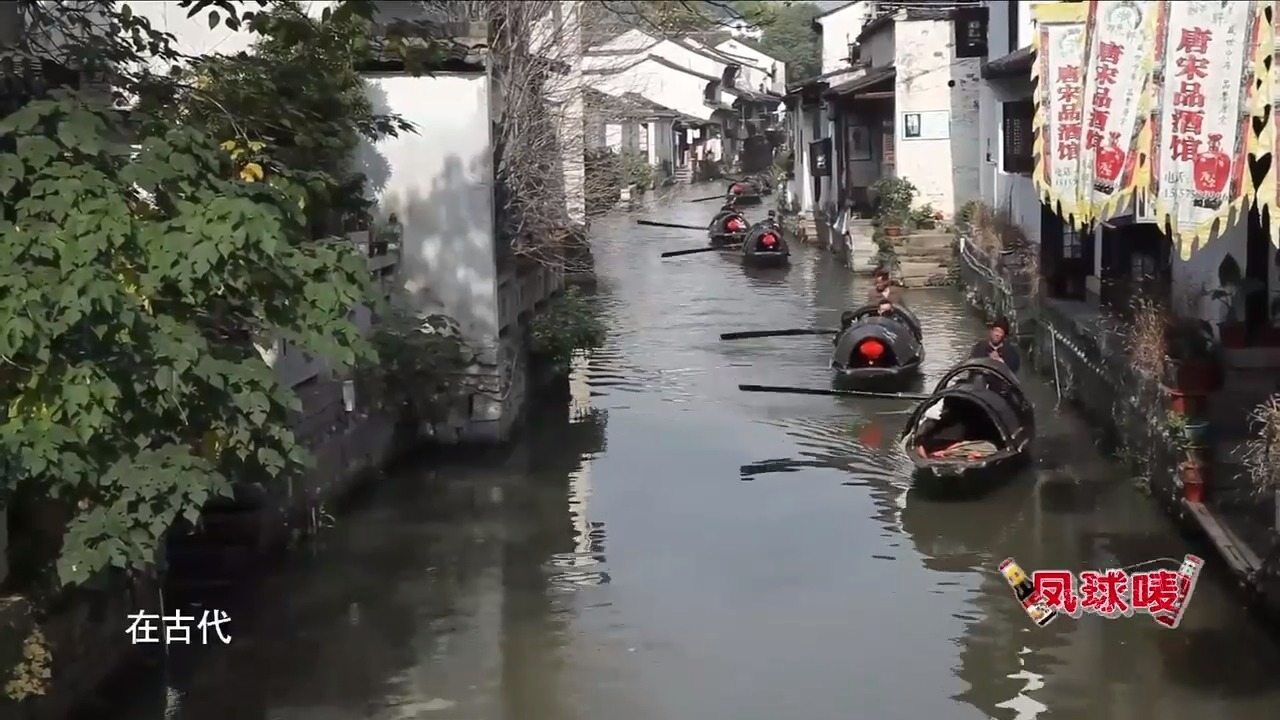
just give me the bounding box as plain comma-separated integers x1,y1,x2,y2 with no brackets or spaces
871,177,917,237
1242,395,1280,530
1167,411,1211,461
910,203,939,230
1209,256,1264,348
1162,315,1223,394
1180,456,1208,503
882,209,909,237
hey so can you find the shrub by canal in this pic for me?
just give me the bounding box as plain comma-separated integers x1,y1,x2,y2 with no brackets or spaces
529,287,607,378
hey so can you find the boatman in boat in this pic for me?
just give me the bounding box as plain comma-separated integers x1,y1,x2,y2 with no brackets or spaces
867,268,906,307
969,316,1021,374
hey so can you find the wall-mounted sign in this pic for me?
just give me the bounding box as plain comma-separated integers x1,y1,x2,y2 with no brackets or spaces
809,138,831,177
901,111,950,141
954,6,989,59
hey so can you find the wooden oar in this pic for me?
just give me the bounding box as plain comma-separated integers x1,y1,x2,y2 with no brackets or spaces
720,328,839,340
690,194,726,203
637,219,707,231
661,246,726,258
739,384,931,401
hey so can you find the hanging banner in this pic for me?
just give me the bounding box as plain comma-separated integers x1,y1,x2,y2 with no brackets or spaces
1262,0,1280,248
1149,0,1265,259
1077,1,1163,224
1033,3,1090,226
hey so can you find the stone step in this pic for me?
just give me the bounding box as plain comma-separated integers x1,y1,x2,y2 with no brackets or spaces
1207,393,1263,440
1223,346,1280,368
897,261,951,287
893,232,953,252
1222,366,1280,393
896,246,954,261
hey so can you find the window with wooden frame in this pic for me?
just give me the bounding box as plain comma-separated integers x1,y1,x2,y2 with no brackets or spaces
1002,100,1035,174
1062,225,1082,259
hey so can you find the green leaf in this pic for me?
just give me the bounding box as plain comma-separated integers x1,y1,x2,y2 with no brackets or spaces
17,136,59,169
0,153,24,194
56,110,105,154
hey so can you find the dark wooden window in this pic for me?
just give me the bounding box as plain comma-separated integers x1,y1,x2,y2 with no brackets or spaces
1002,100,1034,174
1062,225,1082,259
1008,1,1020,54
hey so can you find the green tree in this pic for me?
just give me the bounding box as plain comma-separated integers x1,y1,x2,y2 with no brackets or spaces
0,0,425,588
142,1,416,230
753,2,823,81
0,95,376,586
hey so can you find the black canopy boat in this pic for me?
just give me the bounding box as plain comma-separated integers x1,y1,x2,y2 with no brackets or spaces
726,174,770,205
708,201,749,247
831,304,924,384
899,358,1034,486
740,212,789,267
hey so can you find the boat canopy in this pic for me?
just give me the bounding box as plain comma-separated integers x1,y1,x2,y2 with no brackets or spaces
847,303,922,340
904,358,1035,449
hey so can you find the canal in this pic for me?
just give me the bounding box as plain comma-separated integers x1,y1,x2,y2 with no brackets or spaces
87,186,1280,719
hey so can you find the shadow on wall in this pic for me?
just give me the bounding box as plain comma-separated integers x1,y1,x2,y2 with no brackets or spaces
353,74,501,363
392,153,501,362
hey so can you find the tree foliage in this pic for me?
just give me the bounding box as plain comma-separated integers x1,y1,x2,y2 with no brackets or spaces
141,1,414,228
0,95,376,585
752,2,823,81
0,0,420,588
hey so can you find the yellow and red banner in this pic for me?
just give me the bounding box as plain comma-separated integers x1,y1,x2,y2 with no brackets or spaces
1259,1,1280,249
1077,1,1163,224
1033,0,1270,255
1033,3,1090,226
1149,0,1265,258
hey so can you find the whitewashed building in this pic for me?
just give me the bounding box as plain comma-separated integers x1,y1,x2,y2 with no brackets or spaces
814,1,873,76
583,27,782,178
807,5,984,219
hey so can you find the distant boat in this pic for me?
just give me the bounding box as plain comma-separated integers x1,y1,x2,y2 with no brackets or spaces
708,204,749,247
739,215,789,267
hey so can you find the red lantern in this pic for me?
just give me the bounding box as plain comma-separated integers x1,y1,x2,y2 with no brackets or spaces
857,339,886,361
731,183,747,194
759,232,778,249
725,216,747,232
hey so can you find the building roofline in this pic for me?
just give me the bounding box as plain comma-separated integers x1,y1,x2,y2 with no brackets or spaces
813,2,857,21
713,37,782,66
856,6,976,43
582,54,647,75
672,37,741,69
645,53,723,83
582,39,662,56
982,46,1034,80
824,65,895,99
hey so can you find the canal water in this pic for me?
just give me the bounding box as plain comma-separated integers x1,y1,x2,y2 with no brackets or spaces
88,186,1280,720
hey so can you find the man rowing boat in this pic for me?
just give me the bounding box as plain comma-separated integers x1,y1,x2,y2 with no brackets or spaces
867,267,906,307
969,316,1021,374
